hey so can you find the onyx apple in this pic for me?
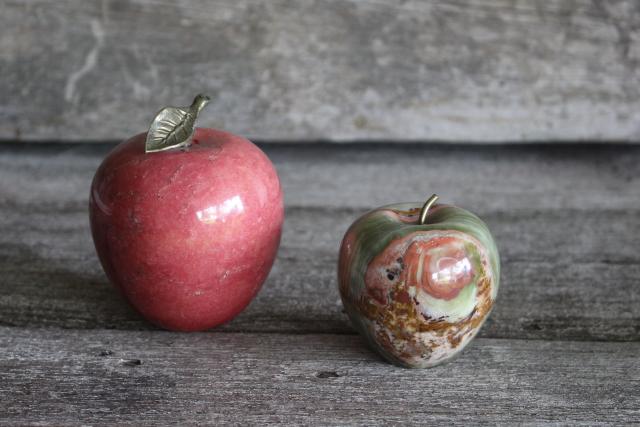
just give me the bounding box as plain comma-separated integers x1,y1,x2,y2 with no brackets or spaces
90,95,283,331
338,195,500,367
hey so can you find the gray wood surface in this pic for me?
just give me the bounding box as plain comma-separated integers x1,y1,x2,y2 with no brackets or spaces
0,143,639,425
2,328,639,426
0,144,639,341
2,1,640,142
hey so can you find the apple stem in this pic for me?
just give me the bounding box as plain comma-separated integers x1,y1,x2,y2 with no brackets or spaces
419,194,439,225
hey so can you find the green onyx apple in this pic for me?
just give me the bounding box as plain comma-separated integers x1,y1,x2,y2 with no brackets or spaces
338,195,500,368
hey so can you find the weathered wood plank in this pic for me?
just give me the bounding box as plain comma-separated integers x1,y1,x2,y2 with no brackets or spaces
2,1,640,142
1,143,639,212
0,328,638,425
0,143,638,340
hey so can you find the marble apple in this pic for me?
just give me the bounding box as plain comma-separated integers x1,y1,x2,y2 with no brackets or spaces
90,95,284,331
338,195,500,368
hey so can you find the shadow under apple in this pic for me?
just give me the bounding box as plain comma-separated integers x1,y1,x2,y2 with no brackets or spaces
0,242,151,330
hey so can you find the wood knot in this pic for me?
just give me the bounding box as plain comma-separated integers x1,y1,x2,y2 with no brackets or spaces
315,371,340,379
120,358,142,367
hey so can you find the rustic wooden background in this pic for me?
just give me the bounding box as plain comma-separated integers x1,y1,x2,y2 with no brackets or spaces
1,142,639,424
2,1,640,425
2,0,640,142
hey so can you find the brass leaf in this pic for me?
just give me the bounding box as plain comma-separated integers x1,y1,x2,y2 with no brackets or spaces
145,94,211,153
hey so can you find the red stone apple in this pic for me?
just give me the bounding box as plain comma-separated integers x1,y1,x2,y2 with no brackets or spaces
89,95,284,331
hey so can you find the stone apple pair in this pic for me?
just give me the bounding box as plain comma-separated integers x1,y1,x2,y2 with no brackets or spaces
90,95,500,368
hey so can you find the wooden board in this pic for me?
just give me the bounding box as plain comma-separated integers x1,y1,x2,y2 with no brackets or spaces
2,1,640,142
0,143,638,340
1,142,639,425
1,328,639,425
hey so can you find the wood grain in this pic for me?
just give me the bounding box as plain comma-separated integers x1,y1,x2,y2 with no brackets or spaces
2,1,640,142
0,143,638,340
1,142,638,426
1,328,639,425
